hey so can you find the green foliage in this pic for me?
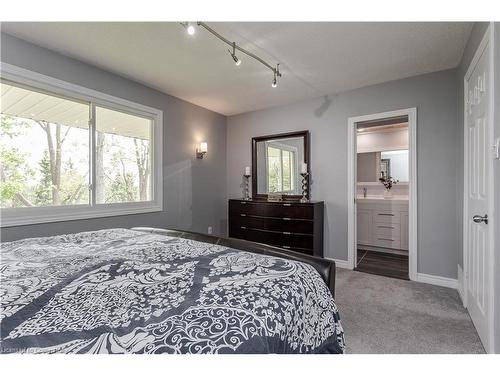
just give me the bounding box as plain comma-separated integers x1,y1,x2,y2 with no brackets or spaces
1,113,29,138
0,147,31,207
1,112,150,208
34,151,52,206
107,172,138,203
59,157,88,205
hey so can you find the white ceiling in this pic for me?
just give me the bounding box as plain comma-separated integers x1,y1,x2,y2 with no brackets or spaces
1,22,473,116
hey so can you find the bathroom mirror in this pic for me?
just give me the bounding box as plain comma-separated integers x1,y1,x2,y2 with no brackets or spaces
252,131,310,200
357,149,409,182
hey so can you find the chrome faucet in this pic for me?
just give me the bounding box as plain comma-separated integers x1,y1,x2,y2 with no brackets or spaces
363,187,367,198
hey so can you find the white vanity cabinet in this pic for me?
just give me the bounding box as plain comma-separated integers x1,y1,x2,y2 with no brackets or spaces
356,199,409,251
400,211,409,251
357,209,373,246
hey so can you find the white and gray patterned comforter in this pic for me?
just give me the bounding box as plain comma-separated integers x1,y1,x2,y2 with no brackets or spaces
0,228,344,354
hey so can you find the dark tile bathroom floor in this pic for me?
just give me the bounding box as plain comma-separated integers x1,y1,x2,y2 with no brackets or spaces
355,249,409,280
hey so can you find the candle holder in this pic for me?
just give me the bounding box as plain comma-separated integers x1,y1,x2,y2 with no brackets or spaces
243,174,251,201
300,172,309,203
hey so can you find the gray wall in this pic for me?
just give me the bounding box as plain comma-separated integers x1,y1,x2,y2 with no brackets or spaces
0,33,228,241
227,69,459,278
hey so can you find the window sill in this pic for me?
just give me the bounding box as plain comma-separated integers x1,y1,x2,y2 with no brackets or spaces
0,203,163,228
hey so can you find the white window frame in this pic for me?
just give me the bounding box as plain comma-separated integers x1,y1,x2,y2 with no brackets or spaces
0,63,163,227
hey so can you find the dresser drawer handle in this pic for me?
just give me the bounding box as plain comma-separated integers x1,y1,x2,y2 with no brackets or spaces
240,202,246,205
378,213,395,216
283,231,291,235
283,217,291,221
377,225,395,229
283,203,292,207
240,226,246,230
240,213,246,217
282,245,291,249
377,238,395,241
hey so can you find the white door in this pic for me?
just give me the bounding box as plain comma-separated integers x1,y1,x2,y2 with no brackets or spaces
464,32,492,351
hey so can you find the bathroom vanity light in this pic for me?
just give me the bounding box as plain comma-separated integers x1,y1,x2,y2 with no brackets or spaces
196,142,208,159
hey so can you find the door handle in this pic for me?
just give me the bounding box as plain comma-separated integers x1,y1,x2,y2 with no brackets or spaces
472,214,488,224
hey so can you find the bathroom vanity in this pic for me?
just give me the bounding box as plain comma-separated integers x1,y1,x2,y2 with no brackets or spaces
357,197,409,252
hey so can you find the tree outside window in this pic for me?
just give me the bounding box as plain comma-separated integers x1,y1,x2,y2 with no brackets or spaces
0,81,152,209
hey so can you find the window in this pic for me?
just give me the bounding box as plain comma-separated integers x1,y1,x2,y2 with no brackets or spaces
266,144,296,193
95,106,152,204
1,82,90,208
0,64,162,227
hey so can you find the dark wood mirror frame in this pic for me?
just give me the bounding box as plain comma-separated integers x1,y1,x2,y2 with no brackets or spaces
251,130,310,201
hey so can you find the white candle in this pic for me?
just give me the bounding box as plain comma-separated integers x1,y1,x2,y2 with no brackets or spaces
245,166,251,176
301,163,308,174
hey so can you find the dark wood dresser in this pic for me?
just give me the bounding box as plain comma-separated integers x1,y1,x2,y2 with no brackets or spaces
228,199,324,257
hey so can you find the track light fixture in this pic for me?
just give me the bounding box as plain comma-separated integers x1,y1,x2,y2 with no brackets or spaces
181,22,282,87
229,42,241,66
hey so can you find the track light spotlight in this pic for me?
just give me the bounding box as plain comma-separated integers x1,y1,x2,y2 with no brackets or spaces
272,72,277,88
229,42,241,66
182,22,196,35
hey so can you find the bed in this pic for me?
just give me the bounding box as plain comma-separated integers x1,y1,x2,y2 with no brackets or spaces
0,227,344,354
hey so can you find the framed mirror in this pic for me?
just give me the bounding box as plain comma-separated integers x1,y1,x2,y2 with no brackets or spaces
252,130,310,200
357,149,409,182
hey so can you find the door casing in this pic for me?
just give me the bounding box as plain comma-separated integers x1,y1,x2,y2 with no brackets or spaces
347,107,417,280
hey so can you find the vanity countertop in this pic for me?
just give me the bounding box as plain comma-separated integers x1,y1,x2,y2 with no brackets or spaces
357,196,409,204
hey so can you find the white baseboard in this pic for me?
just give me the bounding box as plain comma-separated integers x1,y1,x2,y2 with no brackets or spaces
457,265,465,306
325,258,459,289
325,257,353,270
416,272,458,290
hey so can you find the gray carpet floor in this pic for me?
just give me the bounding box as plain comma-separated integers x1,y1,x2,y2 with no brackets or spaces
334,268,485,353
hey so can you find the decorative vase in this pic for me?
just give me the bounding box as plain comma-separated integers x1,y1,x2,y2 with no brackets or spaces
383,188,392,199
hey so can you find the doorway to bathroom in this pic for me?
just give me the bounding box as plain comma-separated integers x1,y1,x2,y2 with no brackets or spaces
347,108,417,280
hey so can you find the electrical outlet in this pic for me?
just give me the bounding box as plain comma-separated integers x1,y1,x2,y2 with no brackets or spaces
207,226,213,235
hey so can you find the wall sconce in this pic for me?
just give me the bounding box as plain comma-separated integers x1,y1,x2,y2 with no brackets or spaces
196,142,208,159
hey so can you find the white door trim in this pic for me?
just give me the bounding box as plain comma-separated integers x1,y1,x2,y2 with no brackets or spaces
462,23,495,353
347,108,417,280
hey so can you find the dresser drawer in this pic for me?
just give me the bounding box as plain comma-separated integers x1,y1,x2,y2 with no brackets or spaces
228,200,313,219
229,226,313,251
228,200,261,215
270,203,314,219
230,214,313,234
373,210,400,224
374,223,401,238
228,199,323,257
373,237,401,249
